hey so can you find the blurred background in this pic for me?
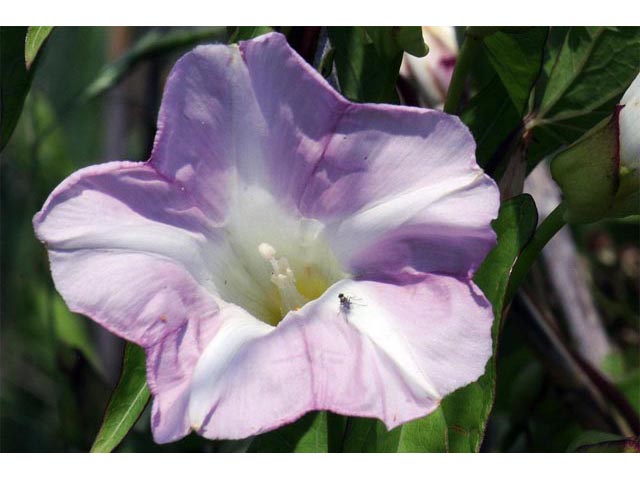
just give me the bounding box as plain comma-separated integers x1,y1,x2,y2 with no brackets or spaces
1,26,638,452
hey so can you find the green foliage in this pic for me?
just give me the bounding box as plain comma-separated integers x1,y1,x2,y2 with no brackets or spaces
228,26,273,43
25,27,54,69
91,343,150,453
608,172,640,219
461,28,548,170
436,194,539,452
569,433,640,453
551,112,621,223
528,26,640,168
1,27,32,151
328,27,426,103
317,47,336,78
483,29,548,115
393,27,428,57
52,293,104,378
82,27,226,100
550,104,640,223
250,412,329,452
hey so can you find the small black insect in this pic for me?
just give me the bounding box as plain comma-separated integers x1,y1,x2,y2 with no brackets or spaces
338,293,365,321
338,293,352,311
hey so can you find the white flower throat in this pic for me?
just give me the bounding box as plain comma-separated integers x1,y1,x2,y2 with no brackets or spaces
210,184,347,326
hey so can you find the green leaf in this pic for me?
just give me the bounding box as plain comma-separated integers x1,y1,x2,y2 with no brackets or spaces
228,26,273,43
550,109,621,223
318,46,336,78
475,194,539,319
1,26,53,150
438,194,539,452
341,410,448,452
482,28,548,115
462,74,521,170
461,29,548,170
328,26,425,103
1,27,32,151
393,27,428,58
338,195,538,452
616,367,640,415
570,434,640,453
249,411,329,452
90,343,150,453
52,293,104,378
81,27,225,100
25,26,54,70
529,27,640,168
608,172,640,219
566,431,626,452
341,418,398,452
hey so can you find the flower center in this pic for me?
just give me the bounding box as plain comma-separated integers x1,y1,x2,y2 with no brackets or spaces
258,242,307,315
209,184,348,327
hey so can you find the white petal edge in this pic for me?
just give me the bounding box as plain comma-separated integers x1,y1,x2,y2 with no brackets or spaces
188,304,274,431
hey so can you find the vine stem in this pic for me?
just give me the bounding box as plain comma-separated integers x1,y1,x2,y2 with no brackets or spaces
505,202,568,304
443,32,482,115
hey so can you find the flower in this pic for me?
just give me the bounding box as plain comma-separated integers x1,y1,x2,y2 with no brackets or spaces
620,72,640,174
33,32,499,443
400,27,458,108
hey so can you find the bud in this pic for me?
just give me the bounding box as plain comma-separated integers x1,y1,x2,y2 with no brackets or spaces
619,73,640,174
400,27,458,108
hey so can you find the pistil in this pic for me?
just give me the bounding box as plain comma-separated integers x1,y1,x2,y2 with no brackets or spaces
259,242,307,315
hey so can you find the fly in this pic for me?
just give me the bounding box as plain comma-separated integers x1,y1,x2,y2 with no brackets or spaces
338,293,365,322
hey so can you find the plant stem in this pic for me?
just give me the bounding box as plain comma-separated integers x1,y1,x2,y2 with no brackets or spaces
443,31,482,115
505,202,567,304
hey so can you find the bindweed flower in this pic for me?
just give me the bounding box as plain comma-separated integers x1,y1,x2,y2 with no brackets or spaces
33,33,499,443
400,27,458,108
620,72,640,174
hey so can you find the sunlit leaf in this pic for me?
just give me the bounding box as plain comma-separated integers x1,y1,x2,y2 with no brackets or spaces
482,28,548,115
529,26,640,168
25,26,54,69
461,28,548,171
90,343,150,453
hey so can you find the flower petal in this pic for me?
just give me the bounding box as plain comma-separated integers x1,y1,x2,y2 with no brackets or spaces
188,304,274,434
620,73,640,172
299,105,499,278
146,313,220,443
33,161,219,346
149,42,262,220
151,33,347,216
239,33,347,205
150,32,498,283
187,275,492,440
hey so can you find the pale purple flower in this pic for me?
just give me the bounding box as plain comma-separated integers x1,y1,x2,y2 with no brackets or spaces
620,73,640,174
34,33,499,443
400,27,458,108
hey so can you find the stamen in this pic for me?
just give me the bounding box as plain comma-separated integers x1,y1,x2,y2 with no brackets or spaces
259,242,307,315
